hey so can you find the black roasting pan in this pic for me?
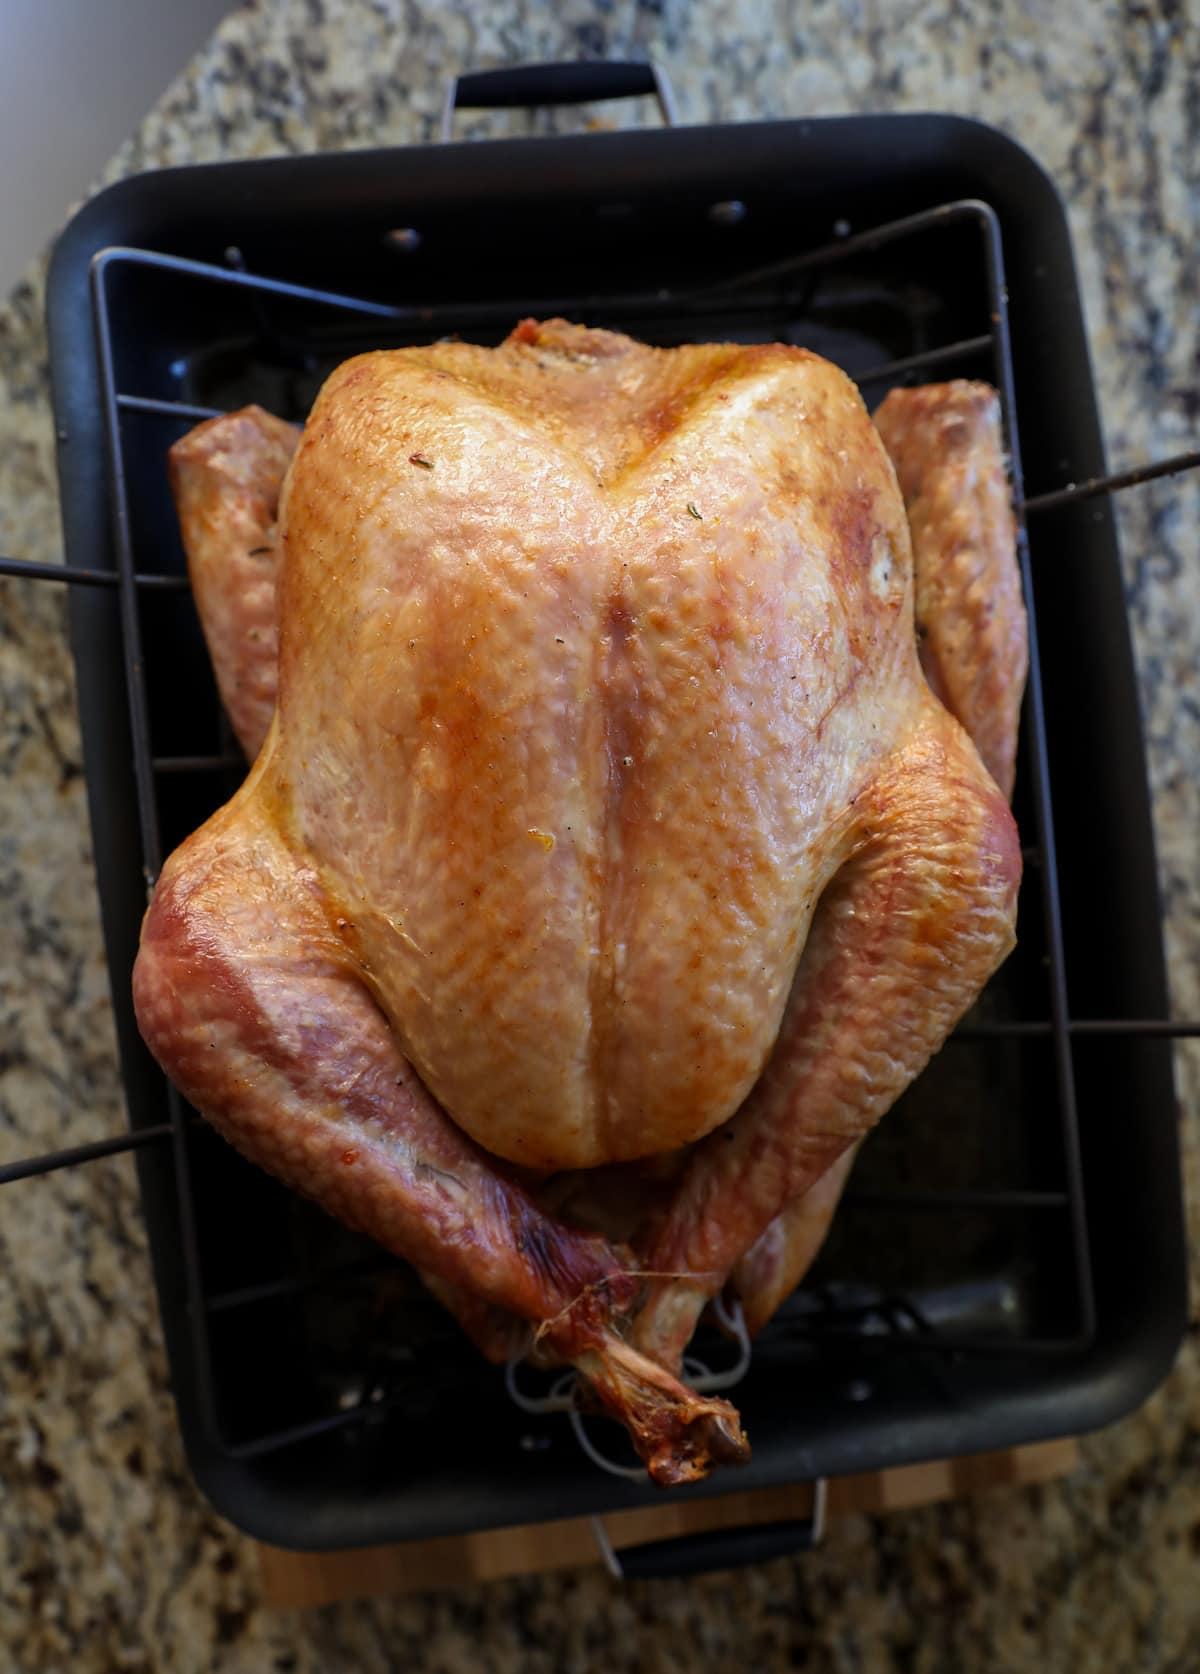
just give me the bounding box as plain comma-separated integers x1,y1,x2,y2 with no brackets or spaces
43,64,1186,1566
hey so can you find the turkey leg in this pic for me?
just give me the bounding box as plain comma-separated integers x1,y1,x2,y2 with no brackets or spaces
133,759,748,1483
729,379,1027,1333
632,697,1020,1369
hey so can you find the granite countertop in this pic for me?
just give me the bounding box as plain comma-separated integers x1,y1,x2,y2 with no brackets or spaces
1,2,1196,1669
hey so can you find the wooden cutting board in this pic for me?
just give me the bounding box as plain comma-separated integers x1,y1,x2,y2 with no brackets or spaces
256,1436,1078,1607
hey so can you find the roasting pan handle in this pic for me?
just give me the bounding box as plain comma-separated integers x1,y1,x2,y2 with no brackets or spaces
441,59,679,141
590,1480,827,1580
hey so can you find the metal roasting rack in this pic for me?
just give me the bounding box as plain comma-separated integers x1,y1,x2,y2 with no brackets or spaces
2,191,1197,1484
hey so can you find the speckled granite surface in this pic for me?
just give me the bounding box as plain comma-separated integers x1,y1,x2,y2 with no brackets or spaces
1,2,1196,1669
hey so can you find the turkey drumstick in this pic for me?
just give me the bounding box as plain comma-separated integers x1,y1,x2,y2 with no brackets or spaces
134,757,747,1484
728,380,1026,1335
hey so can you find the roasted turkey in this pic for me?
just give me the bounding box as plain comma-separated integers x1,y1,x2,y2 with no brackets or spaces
134,320,1025,1483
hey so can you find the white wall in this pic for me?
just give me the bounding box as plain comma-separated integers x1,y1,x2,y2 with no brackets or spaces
0,0,234,297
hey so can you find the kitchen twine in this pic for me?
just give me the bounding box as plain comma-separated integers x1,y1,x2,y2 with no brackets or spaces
531,1268,722,1348
508,1287,752,1479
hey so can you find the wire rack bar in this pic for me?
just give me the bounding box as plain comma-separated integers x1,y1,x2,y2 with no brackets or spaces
687,200,993,299
93,245,408,321
152,753,242,774
0,1124,174,1186
222,1389,413,1461
0,555,186,590
975,199,1096,1346
1023,449,1200,514
854,334,994,385
92,264,163,874
117,393,226,423
843,1187,1070,1211
777,1328,1094,1360
203,1252,394,1315
957,1018,1200,1040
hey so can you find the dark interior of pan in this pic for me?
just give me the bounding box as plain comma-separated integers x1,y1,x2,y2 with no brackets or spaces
46,108,1186,1554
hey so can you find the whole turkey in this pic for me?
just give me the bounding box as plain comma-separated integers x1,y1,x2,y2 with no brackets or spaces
134,320,1025,1484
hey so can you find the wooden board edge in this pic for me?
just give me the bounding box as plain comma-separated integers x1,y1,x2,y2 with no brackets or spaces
256,1436,1080,1608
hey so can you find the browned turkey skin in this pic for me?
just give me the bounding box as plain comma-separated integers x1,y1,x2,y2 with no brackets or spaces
135,322,1024,1484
